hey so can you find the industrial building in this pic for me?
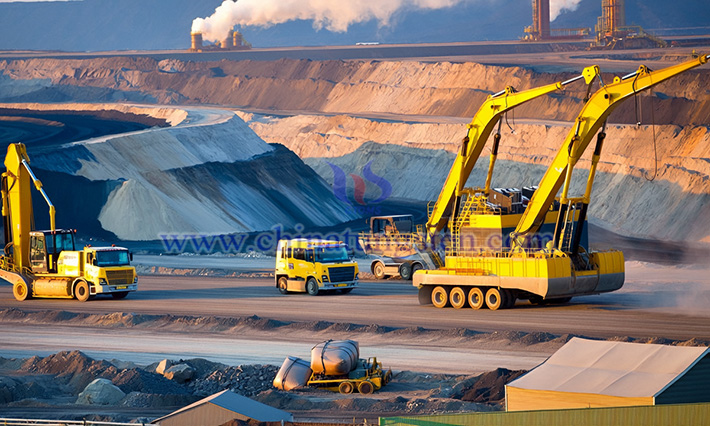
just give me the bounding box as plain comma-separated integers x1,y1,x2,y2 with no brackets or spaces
152,390,293,426
505,337,710,411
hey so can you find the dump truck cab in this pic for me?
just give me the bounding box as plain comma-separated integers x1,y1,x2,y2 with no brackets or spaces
275,238,358,295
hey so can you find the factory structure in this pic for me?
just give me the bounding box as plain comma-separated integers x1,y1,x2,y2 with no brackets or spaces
190,29,251,52
524,0,666,48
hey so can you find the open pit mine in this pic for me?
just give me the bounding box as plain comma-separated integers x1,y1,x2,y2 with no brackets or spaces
0,45,709,425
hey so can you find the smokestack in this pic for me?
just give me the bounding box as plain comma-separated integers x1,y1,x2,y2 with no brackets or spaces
233,30,244,48
533,0,550,39
222,29,234,50
191,32,203,51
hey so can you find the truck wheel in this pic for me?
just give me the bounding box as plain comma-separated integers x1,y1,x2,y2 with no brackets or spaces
468,287,485,310
412,263,423,275
339,381,355,394
485,287,508,311
399,263,413,280
112,291,129,300
431,286,449,308
340,288,353,294
503,289,516,308
306,278,319,296
278,277,289,294
358,380,374,395
373,262,386,280
449,287,467,309
13,281,31,301
74,280,90,302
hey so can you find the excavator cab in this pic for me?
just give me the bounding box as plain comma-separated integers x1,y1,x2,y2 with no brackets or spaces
29,229,75,273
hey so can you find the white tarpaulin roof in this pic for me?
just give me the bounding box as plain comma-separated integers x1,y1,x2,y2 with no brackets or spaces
507,337,709,398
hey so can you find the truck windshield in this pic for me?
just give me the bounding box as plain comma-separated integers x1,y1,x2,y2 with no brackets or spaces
313,246,349,263
95,250,130,267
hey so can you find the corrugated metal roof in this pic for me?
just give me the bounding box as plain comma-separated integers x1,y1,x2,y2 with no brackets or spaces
507,337,709,398
152,390,293,424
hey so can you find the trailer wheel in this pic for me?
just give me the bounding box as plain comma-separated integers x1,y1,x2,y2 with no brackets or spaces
399,262,413,280
111,291,129,300
468,287,485,310
306,278,319,296
339,381,355,394
485,287,507,311
74,280,90,302
449,287,467,309
278,277,289,294
373,261,386,280
358,380,374,395
431,286,449,308
12,281,31,301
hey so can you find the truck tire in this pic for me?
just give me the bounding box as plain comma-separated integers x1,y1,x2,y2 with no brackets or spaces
13,281,31,301
485,287,508,311
358,380,374,394
278,277,289,294
468,287,485,310
503,289,516,308
111,291,129,300
399,262,413,280
412,263,423,275
74,280,90,302
449,287,467,309
373,261,386,280
306,278,319,296
339,381,355,394
431,286,449,308
340,288,353,294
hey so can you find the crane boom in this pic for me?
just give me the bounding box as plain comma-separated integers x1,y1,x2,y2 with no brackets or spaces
425,74,586,238
511,54,710,250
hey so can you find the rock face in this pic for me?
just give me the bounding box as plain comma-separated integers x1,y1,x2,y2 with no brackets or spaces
76,378,126,405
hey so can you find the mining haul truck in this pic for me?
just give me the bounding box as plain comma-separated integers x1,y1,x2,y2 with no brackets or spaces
414,54,709,310
0,143,137,301
275,239,358,295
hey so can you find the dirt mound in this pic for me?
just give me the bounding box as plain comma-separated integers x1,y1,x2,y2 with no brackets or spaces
112,368,189,395
457,368,527,404
21,351,117,393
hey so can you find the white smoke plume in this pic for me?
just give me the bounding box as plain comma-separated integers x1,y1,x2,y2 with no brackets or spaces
192,0,463,42
549,0,582,21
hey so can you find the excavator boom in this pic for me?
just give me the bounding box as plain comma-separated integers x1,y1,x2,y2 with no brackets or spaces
512,54,710,249
426,74,586,238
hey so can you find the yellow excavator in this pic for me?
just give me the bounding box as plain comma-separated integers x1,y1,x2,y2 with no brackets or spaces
415,53,710,310
359,73,589,279
0,143,137,302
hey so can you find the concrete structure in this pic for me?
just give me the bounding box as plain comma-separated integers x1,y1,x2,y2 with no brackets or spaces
531,0,550,39
190,32,203,51
152,390,293,426
505,337,710,411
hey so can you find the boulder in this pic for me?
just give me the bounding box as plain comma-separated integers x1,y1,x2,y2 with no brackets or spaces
164,364,195,383
76,378,126,405
155,359,173,375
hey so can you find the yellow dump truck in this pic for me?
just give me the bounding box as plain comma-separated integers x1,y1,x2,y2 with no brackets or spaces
275,238,358,295
1,143,137,301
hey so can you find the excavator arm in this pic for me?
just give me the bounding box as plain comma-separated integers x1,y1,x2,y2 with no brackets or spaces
511,54,710,251
2,143,56,272
425,74,587,239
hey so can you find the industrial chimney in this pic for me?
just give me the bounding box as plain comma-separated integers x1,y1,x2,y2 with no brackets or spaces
222,29,234,50
233,31,244,48
190,32,203,52
532,0,550,39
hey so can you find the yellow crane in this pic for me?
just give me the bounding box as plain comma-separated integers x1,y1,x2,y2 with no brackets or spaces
414,54,709,310
359,74,587,279
1,143,138,301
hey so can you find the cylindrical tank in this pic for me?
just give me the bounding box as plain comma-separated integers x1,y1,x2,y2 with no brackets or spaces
273,356,312,391
191,32,203,51
310,340,359,376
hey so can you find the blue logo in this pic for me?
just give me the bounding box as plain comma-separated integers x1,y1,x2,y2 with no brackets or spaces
327,161,392,213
